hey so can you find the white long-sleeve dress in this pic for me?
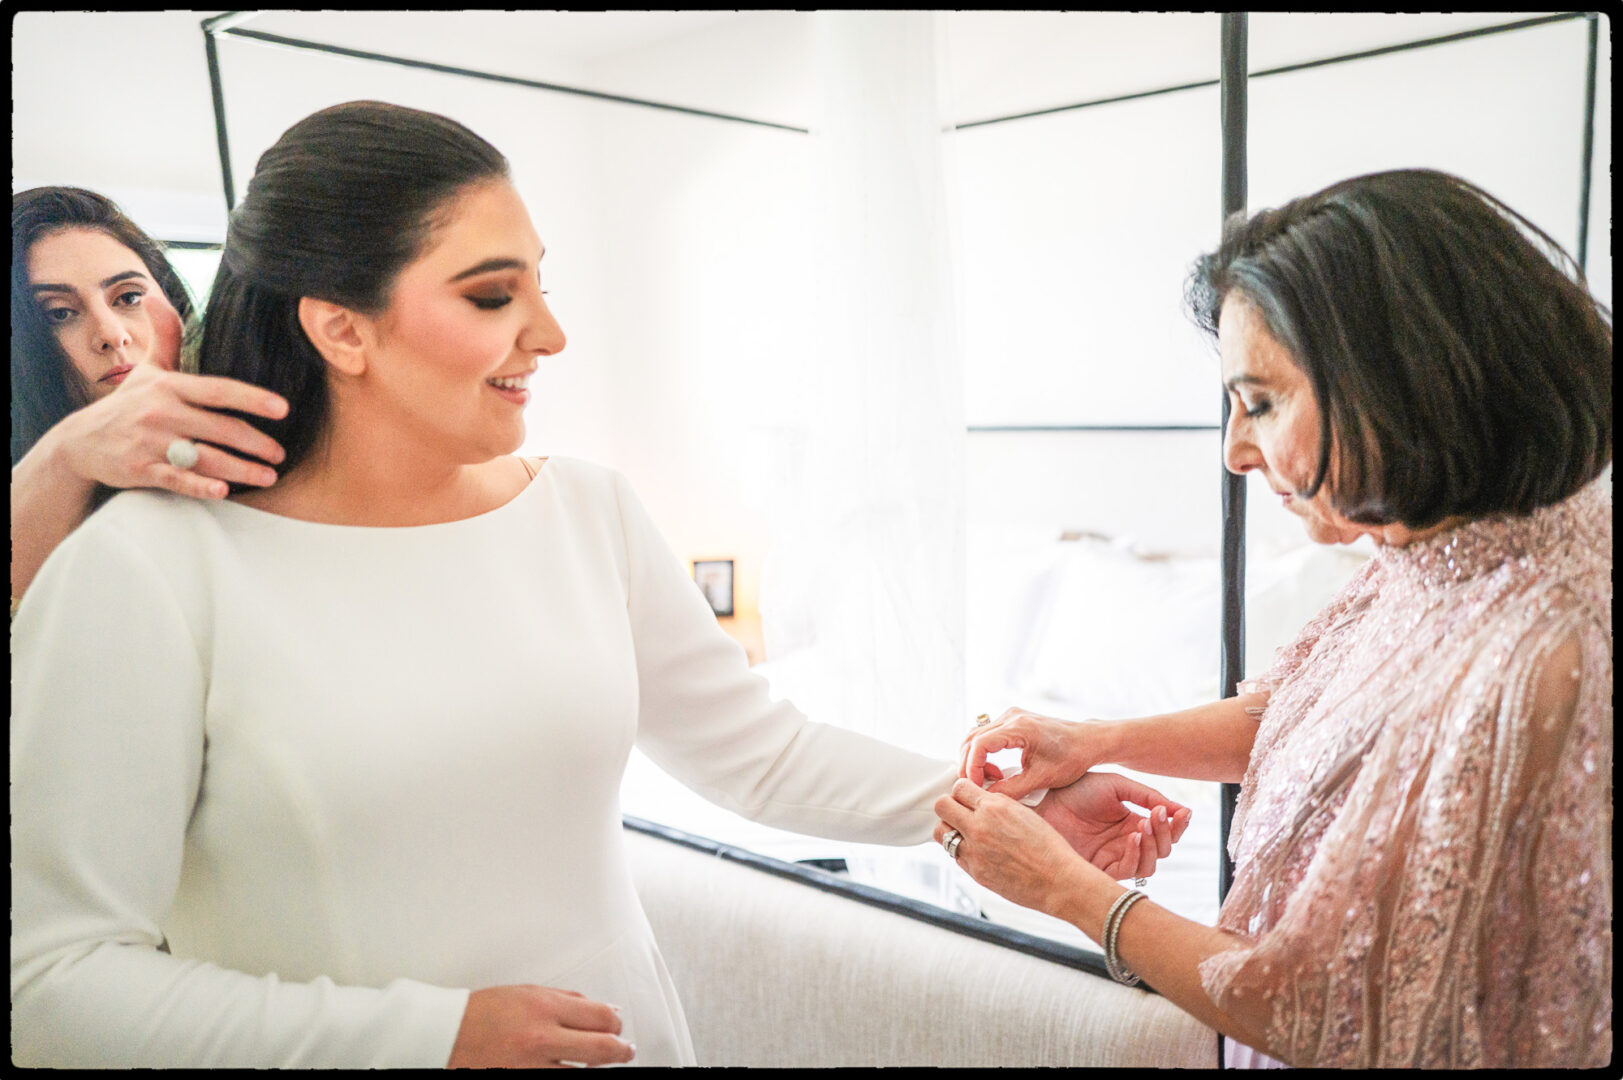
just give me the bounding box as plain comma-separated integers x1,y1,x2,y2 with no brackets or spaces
11,456,958,1067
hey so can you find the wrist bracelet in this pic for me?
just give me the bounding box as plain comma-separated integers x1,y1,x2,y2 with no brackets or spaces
1104,889,1145,985
1103,888,1147,986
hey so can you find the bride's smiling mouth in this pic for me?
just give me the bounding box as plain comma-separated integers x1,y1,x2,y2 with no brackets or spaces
486,370,532,404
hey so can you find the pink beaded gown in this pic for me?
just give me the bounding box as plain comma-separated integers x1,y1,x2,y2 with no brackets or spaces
1200,476,1612,1068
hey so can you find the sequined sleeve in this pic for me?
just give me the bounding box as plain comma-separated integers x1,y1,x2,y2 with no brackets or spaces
1198,589,1613,1067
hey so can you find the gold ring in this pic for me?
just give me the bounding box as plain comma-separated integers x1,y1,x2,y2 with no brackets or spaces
974,713,991,727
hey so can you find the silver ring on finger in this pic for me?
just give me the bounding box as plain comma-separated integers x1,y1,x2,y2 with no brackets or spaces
166,437,200,470
942,828,964,860
1134,877,1147,888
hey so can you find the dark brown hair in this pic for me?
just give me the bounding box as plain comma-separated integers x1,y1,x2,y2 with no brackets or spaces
198,100,510,487
1186,168,1612,527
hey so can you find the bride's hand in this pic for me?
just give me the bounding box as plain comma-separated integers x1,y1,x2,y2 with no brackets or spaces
1033,771,1191,881
448,985,635,1068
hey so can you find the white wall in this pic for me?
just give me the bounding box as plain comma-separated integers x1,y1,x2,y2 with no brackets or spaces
557,17,817,651
14,12,228,204
943,12,1546,125
13,6,1610,950
950,12,1610,563
1249,19,1594,259
14,10,1610,644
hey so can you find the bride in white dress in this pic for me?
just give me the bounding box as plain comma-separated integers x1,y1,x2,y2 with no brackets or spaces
11,101,1188,1068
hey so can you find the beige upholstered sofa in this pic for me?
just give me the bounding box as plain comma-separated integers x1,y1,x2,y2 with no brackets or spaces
626,825,1219,1067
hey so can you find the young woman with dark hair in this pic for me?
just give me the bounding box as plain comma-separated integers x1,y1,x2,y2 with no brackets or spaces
951,169,1611,1067
10,187,289,614
11,101,1191,1068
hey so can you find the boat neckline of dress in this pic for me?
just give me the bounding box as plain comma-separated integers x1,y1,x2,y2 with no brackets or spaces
209,455,556,533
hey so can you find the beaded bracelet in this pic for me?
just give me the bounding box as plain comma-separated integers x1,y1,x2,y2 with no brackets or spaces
1103,888,1148,986
1104,889,1145,985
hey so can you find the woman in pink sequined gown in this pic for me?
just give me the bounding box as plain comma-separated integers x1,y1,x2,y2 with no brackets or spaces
945,169,1612,1068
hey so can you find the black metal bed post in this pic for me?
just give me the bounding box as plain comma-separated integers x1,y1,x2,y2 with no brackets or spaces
197,12,812,221
200,12,258,213
1216,11,1248,1069
1578,12,1599,276
202,26,233,211
956,12,1587,132
1217,11,1248,899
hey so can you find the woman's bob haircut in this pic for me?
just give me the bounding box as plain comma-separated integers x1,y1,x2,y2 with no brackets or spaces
1186,168,1612,528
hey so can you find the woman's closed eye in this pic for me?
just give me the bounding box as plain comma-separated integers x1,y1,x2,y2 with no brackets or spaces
467,287,550,311
1243,398,1272,419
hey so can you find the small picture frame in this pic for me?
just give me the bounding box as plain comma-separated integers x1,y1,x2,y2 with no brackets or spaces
692,559,735,618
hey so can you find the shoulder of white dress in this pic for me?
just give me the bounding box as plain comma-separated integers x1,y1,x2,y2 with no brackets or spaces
546,456,637,501
68,490,224,576
82,488,210,540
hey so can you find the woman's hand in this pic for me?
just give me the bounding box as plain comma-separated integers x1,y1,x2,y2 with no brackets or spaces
934,778,1086,913
55,364,288,500
961,707,1115,800
1034,771,1191,880
448,985,636,1068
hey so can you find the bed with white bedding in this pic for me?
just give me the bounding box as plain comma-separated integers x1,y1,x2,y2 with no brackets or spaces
617,432,1370,1063
615,511,1365,1067
621,516,1372,938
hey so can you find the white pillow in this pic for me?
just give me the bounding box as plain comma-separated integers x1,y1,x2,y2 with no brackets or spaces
1244,541,1371,677
1015,539,1220,719
964,526,1078,696
1012,538,1369,719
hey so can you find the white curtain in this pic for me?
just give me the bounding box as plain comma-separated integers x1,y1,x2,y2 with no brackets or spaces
757,11,967,760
